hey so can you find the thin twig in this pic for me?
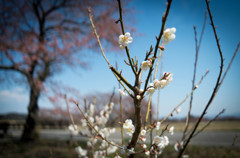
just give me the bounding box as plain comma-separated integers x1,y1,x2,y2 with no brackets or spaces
192,109,225,137
182,12,207,141
116,0,137,76
116,62,125,146
222,135,238,158
219,42,240,85
72,99,124,150
156,51,164,135
178,1,225,157
161,70,209,124
143,0,173,94
144,4,168,128
88,7,135,94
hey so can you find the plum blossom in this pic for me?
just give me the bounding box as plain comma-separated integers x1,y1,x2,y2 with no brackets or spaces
165,72,173,85
136,95,141,100
147,83,155,94
174,141,183,152
153,136,169,149
145,150,150,155
75,146,87,157
68,124,78,135
123,119,135,136
162,27,176,44
156,121,161,130
141,60,152,71
142,144,147,149
118,89,128,96
169,126,174,135
140,129,147,136
119,32,133,48
176,107,181,114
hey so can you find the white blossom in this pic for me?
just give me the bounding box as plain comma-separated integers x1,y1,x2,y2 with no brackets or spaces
140,129,147,136
118,89,128,96
174,141,183,152
141,60,152,71
169,126,174,135
81,118,87,127
88,116,94,123
75,146,87,157
166,73,173,85
119,32,133,48
153,136,169,149
156,121,161,130
107,146,118,154
127,148,135,155
123,119,135,136
123,119,133,129
126,125,135,136
140,136,146,142
68,124,78,135
162,27,176,44
176,107,181,114
153,79,161,89
147,86,155,94
89,103,95,116
145,150,150,155
142,144,147,149
136,95,141,100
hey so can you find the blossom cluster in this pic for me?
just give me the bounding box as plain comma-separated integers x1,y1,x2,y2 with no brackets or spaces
151,136,169,156
147,72,173,94
123,119,135,136
68,102,117,158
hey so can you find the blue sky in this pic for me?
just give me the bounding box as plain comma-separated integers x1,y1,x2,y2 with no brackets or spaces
0,0,240,118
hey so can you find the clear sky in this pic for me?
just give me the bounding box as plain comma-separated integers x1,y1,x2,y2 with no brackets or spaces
0,0,240,118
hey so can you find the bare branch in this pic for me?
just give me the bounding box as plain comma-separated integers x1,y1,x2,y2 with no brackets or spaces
143,0,173,94
116,0,137,76
178,1,225,157
220,42,240,85
88,7,135,93
182,12,207,141
161,70,209,124
193,109,225,138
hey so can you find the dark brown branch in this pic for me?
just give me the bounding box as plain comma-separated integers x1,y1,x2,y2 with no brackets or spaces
193,109,225,137
116,0,137,76
178,1,225,157
0,65,27,76
143,0,173,94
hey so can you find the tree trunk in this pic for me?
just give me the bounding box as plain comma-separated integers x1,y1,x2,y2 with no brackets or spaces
21,87,40,141
128,98,142,158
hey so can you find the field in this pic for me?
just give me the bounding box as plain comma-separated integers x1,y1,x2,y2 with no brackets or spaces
0,139,239,158
162,120,240,132
0,120,240,158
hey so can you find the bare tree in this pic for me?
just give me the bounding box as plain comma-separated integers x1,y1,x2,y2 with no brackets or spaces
0,0,122,141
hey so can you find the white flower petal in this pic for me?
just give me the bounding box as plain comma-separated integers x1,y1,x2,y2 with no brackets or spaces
125,32,131,37
170,27,176,33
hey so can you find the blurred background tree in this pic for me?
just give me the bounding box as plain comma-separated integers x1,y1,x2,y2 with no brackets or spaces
0,0,125,141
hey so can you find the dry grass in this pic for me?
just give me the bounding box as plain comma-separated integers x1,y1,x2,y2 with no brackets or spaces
163,121,240,132
0,139,239,158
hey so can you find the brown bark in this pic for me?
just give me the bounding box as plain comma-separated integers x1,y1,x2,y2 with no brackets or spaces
21,87,40,141
127,98,142,158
